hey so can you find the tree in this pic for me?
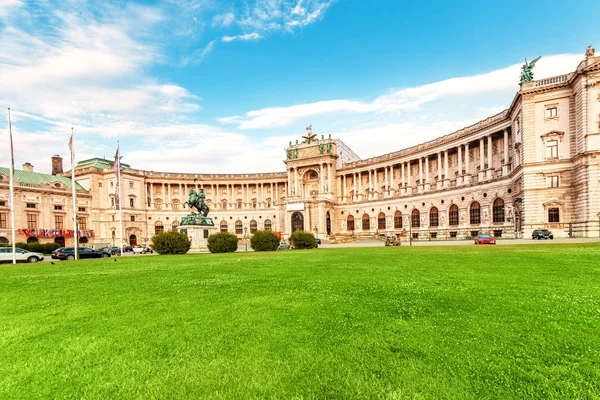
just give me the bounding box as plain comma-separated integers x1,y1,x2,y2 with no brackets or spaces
250,230,280,251
289,231,317,249
207,232,238,253
152,231,191,255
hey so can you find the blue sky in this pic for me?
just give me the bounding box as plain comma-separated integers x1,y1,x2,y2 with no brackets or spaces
1,0,598,173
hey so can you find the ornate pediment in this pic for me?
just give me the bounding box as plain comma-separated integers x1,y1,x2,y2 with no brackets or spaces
542,199,564,208
540,130,565,143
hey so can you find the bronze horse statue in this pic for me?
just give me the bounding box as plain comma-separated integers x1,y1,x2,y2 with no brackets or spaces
183,189,210,217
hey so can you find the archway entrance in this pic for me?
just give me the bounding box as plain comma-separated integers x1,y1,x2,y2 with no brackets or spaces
291,211,304,232
129,234,137,246
326,211,331,235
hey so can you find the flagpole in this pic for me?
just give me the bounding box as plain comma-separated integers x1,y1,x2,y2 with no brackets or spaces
71,127,79,260
117,142,124,250
8,108,16,264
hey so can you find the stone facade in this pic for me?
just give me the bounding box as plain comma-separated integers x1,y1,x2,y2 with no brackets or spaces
2,51,600,245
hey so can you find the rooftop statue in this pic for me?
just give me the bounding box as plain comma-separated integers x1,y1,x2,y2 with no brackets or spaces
586,44,595,58
519,56,541,86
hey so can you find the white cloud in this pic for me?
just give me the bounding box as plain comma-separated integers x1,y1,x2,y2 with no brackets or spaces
219,53,584,129
221,32,262,42
212,12,235,27
0,0,24,19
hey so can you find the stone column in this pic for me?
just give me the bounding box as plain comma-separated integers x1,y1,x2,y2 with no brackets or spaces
343,175,347,202
401,163,405,194
407,162,412,194
294,168,299,197
503,129,509,176
275,183,279,203
287,168,292,196
149,183,153,207
437,153,442,190
373,168,378,199
424,157,430,191
389,165,394,196
464,143,471,184
368,169,372,200
319,163,324,193
444,151,449,188
357,172,362,201
487,135,493,179
327,163,332,194
457,145,463,185
479,138,485,182
338,176,343,202
418,158,423,193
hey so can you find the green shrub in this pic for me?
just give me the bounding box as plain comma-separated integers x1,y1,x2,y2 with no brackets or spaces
207,232,238,253
152,231,191,255
250,230,280,252
289,231,317,249
0,242,60,254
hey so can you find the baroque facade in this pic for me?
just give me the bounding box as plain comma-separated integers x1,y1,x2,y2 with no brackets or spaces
2,50,600,246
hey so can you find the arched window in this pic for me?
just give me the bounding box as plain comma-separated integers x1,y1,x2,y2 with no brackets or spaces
470,202,481,225
235,220,243,234
172,221,179,231
250,220,258,233
264,219,272,230
347,215,355,231
362,214,370,231
130,198,135,208
79,237,88,244
220,220,228,232
27,237,39,243
429,207,439,227
394,211,402,229
155,221,164,234
493,199,505,223
110,197,115,207
0,237,9,244
411,209,420,228
449,204,459,226
378,212,386,230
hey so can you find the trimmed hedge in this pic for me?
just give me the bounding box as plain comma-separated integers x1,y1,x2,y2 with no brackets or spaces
250,230,280,252
152,231,191,255
0,242,61,254
207,232,238,253
289,231,317,249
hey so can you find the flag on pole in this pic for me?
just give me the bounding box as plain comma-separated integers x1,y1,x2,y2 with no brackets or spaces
68,132,74,163
114,144,120,210
306,125,312,131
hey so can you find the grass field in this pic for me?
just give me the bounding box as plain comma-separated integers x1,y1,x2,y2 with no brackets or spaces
1,244,599,399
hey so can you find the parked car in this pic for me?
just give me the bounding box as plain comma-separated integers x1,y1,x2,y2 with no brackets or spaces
99,246,122,256
474,234,497,245
0,247,44,263
52,247,111,260
122,245,134,252
277,241,291,250
316,238,321,247
132,245,153,254
384,234,401,246
532,229,553,240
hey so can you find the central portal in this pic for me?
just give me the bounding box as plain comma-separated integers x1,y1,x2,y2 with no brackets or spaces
291,211,304,232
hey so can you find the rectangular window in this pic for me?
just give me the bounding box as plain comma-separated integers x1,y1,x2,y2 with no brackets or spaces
547,176,559,188
0,213,6,228
27,213,37,230
546,140,558,159
130,215,135,222
110,181,114,187
55,215,63,230
548,208,560,223
79,217,87,230
0,201,6,207
449,231,457,238
99,182,103,188
130,198,135,208
78,207,86,212
493,230,503,238
545,107,558,118
26,203,36,209
54,205,63,210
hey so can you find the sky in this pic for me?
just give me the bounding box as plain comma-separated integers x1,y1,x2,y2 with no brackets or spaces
1,0,598,174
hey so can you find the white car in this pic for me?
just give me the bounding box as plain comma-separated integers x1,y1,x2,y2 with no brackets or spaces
0,247,44,263
132,246,153,254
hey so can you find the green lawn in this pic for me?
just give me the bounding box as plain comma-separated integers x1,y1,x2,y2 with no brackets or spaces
1,244,599,399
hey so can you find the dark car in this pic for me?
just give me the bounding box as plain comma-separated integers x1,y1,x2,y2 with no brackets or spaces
100,246,122,256
315,238,321,248
122,245,134,252
532,229,553,240
52,247,111,260
474,234,496,245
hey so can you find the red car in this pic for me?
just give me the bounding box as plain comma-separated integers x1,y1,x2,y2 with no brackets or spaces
474,234,496,245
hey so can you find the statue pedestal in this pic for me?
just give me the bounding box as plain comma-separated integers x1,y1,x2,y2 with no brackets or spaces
179,225,217,253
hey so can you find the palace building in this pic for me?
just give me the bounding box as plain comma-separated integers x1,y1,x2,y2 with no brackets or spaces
2,49,600,246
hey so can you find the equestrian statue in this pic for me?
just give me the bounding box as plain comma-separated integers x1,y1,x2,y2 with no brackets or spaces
181,188,214,226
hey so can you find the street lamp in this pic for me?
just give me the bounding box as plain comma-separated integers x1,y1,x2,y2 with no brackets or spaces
243,226,248,251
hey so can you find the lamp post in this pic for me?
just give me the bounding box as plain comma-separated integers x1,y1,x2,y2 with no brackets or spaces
244,227,248,251
597,212,600,238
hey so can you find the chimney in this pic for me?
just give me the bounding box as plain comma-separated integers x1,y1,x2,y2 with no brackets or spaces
51,155,63,175
22,162,34,172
